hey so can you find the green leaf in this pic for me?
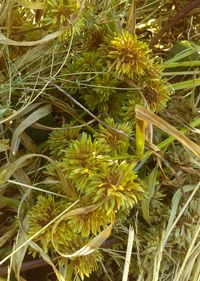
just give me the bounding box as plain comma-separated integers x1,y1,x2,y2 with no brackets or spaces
141,167,158,224
171,77,200,91
135,118,147,157
0,196,19,210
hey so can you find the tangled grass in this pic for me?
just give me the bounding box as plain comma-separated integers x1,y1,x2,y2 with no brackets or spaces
0,1,200,281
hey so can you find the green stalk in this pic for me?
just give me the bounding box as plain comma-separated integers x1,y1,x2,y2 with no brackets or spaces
65,261,74,281
171,77,200,90
163,49,196,64
163,60,200,68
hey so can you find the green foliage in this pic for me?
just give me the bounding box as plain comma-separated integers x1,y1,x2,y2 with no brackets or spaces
171,196,200,250
67,206,110,237
108,32,152,79
87,161,144,212
1,1,200,281
43,0,84,36
95,118,132,154
142,79,171,110
59,239,103,280
28,124,144,279
28,195,67,255
61,133,111,192
47,123,81,157
60,28,171,119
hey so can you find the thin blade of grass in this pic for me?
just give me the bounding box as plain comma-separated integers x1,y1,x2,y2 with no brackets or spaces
11,223,29,281
28,241,65,281
0,153,75,197
122,226,134,281
14,45,49,73
141,167,158,224
164,185,196,240
10,104,52,155
135,118,147,156
55,224,113,258
163,48,197,64
182,247,200,281
8,180,68,198
142,117,200,160
190,252,200,281
171,77,200,90
151,183,200,281
164,60,200,68
0,30,65,46
0,196,19,210
0,102,45,125
52,204,113,258
0,222,18,248
20,132,38,154
126,0,136,35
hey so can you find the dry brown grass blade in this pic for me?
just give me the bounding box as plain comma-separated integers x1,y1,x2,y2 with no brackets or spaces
0,102,46,125
53,224,113,258
14,45,49,73
126,0,136,35
52,204,113,258
135,105,200,158
0,153,75,197
0,139,10,152
0,222,18,248
20,132,38,154
0,30,65,46
122,226,135,281
10,104,52,155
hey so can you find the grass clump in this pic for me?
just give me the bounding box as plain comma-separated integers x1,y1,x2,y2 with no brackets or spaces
0,1,200,281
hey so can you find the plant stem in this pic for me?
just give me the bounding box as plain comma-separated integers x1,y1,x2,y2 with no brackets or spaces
66,261,74,281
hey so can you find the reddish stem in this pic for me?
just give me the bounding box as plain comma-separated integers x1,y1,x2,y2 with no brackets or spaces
149,0,200,48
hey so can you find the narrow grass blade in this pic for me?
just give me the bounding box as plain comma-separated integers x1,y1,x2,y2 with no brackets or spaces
122,226,134,281
141,167,158,224
11,104,52,155
0,222,18,248
28,241,65,281
126,0,136,35
11,225,29,281
0,30,65,46
0,153,75,197
164,60,200,68
171,77,200,90
136,118,147,157
163,48,197,64
0,139,10,152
